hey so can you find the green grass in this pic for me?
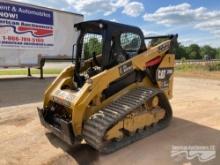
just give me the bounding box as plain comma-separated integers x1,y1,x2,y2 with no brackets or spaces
175,62,220,72
0,68,62,76
1,62,220,76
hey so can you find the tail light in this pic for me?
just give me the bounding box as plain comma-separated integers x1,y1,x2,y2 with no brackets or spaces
145,56,162,67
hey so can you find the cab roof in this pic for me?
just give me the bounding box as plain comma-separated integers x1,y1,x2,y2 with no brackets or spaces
74,19,144,35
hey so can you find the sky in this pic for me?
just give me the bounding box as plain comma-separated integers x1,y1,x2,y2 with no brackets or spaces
13,0,220,47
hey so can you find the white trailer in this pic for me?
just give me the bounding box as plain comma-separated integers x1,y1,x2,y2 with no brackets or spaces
0,0,83,78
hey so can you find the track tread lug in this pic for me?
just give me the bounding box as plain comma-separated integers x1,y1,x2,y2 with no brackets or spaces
82,87,172,153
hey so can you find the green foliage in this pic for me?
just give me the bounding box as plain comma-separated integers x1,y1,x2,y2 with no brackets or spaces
174,44,188,59
176,62,220,72
216,48,220,59
201,45,217,59
187,44,201,59
83,38,102,59
175,63,206,72
139,37,220,60
208,63,220,71
0,68,62,75
149,39,219,60
174,43,219,60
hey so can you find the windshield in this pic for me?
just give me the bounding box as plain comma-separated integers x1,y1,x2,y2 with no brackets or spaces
81,33,103,60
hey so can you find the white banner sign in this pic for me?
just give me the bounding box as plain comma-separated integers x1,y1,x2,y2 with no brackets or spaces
0,2,54,49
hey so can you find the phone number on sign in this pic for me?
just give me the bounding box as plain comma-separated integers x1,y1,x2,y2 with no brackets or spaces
2,36,44,43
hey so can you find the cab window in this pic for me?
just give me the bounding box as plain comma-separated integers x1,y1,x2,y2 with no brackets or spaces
120,32,141,57
81,33,103,60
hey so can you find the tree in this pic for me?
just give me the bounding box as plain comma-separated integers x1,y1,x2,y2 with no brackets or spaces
147,36,220,60
187,44,202,59
149,39,188,59
217,48,220,59
173,43,188,59
201,45,217,59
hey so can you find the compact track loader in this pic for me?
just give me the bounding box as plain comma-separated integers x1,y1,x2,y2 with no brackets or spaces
38,20,178,153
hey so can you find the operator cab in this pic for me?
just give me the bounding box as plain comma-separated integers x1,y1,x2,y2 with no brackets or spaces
73,20,146,88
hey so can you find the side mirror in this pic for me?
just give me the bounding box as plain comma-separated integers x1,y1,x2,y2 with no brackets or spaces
72,44,77,63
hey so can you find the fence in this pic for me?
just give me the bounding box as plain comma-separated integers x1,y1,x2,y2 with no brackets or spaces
175,59,220,65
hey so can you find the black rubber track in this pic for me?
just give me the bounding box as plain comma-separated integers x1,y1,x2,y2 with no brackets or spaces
82,87,173,153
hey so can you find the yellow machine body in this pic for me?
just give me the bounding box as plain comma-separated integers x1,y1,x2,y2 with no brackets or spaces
38,20,176,153
42,40,174,135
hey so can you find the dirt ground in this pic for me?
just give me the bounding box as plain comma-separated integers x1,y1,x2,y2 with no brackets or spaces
0,77,220,165
175,71,220,81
